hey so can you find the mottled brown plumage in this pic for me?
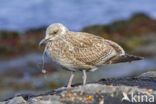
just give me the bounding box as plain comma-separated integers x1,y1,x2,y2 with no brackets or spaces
39,23,143,88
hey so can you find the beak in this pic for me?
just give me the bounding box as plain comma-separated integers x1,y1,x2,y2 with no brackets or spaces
39,38,49,46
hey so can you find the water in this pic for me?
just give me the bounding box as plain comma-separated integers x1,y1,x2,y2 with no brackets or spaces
0,0,156,32
0,53,156,78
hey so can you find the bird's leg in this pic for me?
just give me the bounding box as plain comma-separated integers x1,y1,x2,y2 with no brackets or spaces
67,71,75,88
82,70,87,85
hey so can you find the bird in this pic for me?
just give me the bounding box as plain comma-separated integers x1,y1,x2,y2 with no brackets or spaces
39,23,143,88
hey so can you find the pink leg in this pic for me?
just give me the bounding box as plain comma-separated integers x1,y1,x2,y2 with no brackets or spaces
67,71,75,88
82,70,87,85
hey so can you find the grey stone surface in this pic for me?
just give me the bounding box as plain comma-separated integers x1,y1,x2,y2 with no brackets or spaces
1,71,156,104
138,71,156,78
28,95,62,104
6,97,27,104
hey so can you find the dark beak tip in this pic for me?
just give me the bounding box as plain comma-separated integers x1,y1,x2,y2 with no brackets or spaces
39,41,42,46
39,39,45,46
39,41,43,46
39,38,49,46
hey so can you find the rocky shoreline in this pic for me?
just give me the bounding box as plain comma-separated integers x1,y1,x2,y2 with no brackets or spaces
1,71,156,104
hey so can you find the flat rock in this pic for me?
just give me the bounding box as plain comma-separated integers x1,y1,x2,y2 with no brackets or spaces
1,71,156,104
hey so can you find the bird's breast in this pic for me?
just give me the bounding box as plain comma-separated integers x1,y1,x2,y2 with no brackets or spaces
46,41,76,70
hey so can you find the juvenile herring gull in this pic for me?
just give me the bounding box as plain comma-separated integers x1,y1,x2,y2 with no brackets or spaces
39,23,143,88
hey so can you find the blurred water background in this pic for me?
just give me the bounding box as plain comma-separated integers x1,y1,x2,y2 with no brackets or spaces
0,0,156,101
0,0,156,32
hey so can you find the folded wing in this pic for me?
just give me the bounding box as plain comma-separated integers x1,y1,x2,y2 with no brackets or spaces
65,32,125,67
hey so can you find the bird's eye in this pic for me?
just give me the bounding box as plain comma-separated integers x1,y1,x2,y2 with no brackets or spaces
53,30,58,34
49,30,58,36
53,31,57,34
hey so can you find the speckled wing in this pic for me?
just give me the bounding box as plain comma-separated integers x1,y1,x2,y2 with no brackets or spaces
65,32,124,67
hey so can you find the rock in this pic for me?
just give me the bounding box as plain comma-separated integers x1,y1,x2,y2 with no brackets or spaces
28,95,62,104
1,71,156,104
0,96,27,104
138,71,156,78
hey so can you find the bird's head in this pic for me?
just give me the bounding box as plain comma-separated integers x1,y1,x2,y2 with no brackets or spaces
39,23,68,46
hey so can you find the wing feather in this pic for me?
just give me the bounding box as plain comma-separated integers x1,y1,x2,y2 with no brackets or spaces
65,32,118,66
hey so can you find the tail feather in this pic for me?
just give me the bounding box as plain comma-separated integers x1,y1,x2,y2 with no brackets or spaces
107,54,144,64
